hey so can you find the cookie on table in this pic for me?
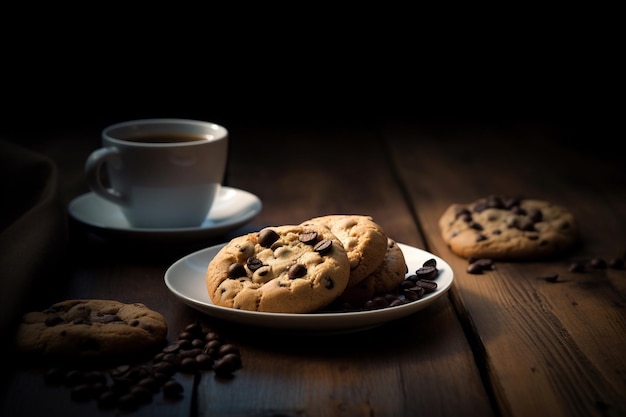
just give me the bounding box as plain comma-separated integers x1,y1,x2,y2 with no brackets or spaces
206,224,350,313
438,195,579,260
300,214,388,287
338,238,408,306
15,299,168,359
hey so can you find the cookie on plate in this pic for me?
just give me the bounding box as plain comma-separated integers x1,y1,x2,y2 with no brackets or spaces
300,215,388,287
15,299,168,359
438,195,579,260
338,238,408,306
206,224,350,313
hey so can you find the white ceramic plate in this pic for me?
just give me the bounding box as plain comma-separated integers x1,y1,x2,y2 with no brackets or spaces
164,243,454,333
68,186,262,241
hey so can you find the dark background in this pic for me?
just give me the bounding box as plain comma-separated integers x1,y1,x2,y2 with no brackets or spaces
0,10,620,143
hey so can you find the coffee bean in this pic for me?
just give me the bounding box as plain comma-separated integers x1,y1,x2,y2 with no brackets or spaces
97,391,118,409
162,380,184,398
70,383,92,402
569,262,586,273
36,319,244,412
590,257,607,269
473,258,494,270
414,279,438,293
467,262,484,274
422,258,437,268
218,344,240,357
609,258,625,269
415,266,438,280
540,272,559,282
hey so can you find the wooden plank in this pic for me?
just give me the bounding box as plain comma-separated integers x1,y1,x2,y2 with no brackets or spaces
386,122,626,417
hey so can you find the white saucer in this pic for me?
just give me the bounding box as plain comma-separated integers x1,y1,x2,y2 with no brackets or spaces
68,186,262,242
164,243,454,334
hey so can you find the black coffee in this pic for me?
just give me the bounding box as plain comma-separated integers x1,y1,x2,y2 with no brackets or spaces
123,133,209,143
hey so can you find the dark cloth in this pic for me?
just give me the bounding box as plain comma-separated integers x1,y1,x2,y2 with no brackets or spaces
0,139,68,338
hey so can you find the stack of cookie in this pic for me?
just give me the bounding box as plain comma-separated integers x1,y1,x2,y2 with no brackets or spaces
205,215,408,314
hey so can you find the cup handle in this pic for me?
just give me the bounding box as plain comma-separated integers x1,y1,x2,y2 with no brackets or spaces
84,147,126,205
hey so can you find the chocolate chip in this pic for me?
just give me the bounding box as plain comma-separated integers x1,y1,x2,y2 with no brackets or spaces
227,263,247,278
45,315,64,327
314,239,333,254
454,207,471,219
299,231,318,245
486,195,505,209
473,201,488,212
323,276,334,289
246,257,264,271
476,234,488,242
469,221,484,231
288,264,307,279
528,208,543,223
504,197,521,209
258,229,280,247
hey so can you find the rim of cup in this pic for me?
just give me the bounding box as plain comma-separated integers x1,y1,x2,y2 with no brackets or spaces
103,118,228,147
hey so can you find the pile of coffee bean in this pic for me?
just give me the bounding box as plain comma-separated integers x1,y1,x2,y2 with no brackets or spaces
321,258,441,312
41,321,242,412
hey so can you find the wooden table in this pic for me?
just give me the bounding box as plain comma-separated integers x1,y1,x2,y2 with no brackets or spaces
1,118,625,417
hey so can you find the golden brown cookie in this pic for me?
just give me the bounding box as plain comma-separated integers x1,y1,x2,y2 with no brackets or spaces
206,224,350,313
338,238,408,306
15,299,168,359
300,215,388,287
438,195,579,260
366,238,408,293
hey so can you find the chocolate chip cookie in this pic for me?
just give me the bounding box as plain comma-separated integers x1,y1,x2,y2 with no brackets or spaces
338,238,408,306
15,299,168,358
438,195,579,260
206,224,351,313
300,215,388,287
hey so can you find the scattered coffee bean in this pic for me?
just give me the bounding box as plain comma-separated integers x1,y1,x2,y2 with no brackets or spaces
163,380,184,398
569,262,586,273
590,257,607,269
609,258,625,269
540,272,559,282
35,320,243,412
467,262,485,275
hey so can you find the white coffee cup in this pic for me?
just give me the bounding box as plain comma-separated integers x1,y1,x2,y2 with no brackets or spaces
85,118,228,228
